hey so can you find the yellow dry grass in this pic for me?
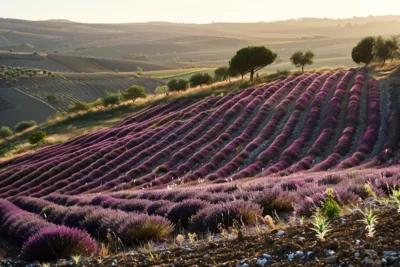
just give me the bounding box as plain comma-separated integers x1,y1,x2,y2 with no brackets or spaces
0,134,69,161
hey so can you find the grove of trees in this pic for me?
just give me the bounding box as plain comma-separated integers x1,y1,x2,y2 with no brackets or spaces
352,35,400,66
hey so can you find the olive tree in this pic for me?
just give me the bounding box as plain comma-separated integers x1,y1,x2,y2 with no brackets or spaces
155,85,169,95
214,66,229,81
167,79,189,92
290,51,315,72
374,36,399,65
351,37,376,66
189,73,212,88
122,85,147,103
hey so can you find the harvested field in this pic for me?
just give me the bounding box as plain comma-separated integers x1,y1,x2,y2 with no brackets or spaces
17,73,165,111
47,54,178,72
0,88,56,128
0,57,72,72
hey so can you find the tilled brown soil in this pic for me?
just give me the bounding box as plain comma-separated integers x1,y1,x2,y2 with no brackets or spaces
113,207,400,266
4,207,400,266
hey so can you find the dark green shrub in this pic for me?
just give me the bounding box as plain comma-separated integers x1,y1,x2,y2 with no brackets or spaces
28,131,46,145
14,120,37,133
101,91,121,107
168,79,189,92
0,126,13,138
45,94,57,103
321,188,341,218
189,73,212,88
68,101,90,113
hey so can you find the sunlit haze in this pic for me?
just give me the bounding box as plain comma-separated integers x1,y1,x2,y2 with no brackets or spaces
1,0,400,23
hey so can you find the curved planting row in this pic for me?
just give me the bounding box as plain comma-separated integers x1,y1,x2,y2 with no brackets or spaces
338,79,381,168
144,75,306,186
232,72,338,179
280,69,356,173
9,166,400,254
189,73,321,182
0,200,98,262
13,195,262,237
0,69,391,196
307,69,367,171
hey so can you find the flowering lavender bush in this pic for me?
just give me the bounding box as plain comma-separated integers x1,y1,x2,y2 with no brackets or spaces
167,199,209,228
190,200,262,233
21,226,98,261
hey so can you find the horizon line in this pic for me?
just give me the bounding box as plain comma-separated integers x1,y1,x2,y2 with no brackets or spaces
1,14,400,25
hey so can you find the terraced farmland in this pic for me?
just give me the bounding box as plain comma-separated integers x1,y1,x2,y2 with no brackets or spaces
47,54,178,72
17,73,165,111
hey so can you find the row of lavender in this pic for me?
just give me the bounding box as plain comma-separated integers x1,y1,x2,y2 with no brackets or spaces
38,166,398,217
0,200,98,261
7,167,400,240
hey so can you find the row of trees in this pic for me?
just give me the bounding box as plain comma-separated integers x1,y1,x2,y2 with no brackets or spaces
165,73,214,93
214,46,315,82
99,85,147,107
352,35,400,66
0,120,38,140
160,46,315,94
68,85,147,112
213,35,399,84
0,124,46,145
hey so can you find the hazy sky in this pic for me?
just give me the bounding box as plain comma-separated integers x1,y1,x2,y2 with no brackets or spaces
1,0,400,23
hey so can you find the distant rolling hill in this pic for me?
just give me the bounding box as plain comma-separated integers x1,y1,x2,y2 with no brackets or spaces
2,16,399,68
0,52,179,72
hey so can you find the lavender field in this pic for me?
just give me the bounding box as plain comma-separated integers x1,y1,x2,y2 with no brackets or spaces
1,68,400,261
